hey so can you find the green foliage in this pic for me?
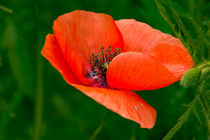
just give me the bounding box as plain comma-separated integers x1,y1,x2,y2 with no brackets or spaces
0,5,13,14
89,110,109,140
163,94,200,140
0,0,209,140
156,0,210,139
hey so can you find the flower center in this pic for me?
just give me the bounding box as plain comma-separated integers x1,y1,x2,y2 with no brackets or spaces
88,46,121,87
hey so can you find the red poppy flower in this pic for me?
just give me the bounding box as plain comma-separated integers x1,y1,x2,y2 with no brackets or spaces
41,10,194,129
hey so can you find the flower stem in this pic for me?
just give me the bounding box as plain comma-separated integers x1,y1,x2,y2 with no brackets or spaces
89,110,109,140
34,60,43,140
34,4,43,140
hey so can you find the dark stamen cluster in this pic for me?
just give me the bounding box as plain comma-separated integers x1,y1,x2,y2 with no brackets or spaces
89,46,121,82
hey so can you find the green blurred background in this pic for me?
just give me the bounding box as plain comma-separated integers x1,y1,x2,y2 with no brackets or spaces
0,0,209,140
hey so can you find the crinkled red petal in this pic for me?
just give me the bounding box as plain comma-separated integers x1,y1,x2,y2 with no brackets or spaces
115,19,194,78
53,10,124,85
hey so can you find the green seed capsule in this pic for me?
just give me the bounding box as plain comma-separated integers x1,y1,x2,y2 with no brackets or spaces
180,68,201,88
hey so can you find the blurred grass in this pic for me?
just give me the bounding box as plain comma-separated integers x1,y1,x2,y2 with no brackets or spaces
0,0,209,140
0,5,13,14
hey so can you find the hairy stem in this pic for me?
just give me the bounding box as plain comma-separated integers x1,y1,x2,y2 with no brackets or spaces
163,94,199,140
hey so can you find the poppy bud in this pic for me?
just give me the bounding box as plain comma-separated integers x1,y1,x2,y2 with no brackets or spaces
202,66,210,77
200,66,210,90
180,68,201,88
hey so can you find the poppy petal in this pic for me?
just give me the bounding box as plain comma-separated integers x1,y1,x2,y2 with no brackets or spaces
115,19,193,77
106,52,178,90
53,10,124,85
41,34,80,84
149,44,194,78
71,83,156,129
41,34,156,129
115,19,181,53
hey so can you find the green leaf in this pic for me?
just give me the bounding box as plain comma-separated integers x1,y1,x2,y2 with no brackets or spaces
163,94,199,140
198,96,210,137
155,0,179,37
192,106,202,124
